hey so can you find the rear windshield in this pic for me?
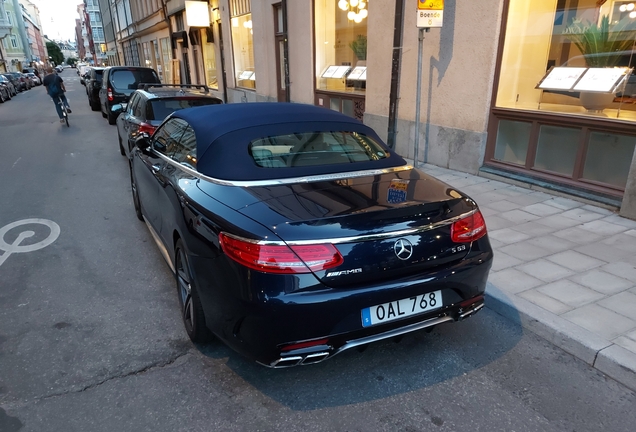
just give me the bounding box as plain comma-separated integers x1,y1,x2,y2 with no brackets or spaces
94,70,103,78
111,69,159,90
146,98,222,120
249,132,389,168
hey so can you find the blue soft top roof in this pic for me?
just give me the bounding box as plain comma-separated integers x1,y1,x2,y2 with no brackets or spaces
171,102,406,180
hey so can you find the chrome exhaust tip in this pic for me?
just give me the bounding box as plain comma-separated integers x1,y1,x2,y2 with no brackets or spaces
301,352,330,365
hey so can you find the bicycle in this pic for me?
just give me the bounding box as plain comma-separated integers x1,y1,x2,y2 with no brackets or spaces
57,96,69,127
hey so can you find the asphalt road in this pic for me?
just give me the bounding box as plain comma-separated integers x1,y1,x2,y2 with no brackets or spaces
0,70,634,432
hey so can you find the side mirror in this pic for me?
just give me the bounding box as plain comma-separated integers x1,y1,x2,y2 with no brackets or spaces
135,134,151,151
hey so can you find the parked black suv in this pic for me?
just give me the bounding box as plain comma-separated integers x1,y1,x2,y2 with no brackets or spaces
99,66,161,125
116,84,223,157
83,67,105,111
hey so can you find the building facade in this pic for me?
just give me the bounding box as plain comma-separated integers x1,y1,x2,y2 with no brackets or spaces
103,0,636,219
0,0,12,72
75,18,86,60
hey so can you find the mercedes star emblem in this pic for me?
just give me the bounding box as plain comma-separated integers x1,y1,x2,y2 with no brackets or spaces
394,238,414,260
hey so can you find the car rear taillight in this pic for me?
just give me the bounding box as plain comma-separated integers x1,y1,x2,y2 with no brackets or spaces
138,122,156,135
219,233,344,274
107,87,113,101
451,210,487,243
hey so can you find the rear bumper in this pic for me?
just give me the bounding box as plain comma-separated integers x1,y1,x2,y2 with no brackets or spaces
191,243,493,366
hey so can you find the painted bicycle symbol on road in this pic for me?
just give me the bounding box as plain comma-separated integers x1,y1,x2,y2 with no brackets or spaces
0,219,60,267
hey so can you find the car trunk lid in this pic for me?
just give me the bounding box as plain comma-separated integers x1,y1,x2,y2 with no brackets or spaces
234,170,476,287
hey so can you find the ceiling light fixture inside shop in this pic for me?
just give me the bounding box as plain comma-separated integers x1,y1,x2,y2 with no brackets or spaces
338,0,368,23
619,2,636,18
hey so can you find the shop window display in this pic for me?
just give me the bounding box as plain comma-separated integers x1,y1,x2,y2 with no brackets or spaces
231,13,255,90
314,0,369,94
202,29,218,89
497,0,636,121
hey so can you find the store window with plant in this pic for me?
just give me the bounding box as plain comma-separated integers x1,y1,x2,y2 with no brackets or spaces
497,0,636,121
488,0,636,194
314,0,369,94
230,0,255,91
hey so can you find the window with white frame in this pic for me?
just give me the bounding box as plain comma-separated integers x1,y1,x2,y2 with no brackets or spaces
230,0,255,90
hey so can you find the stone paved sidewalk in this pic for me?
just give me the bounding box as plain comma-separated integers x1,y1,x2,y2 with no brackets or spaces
418,163,636,391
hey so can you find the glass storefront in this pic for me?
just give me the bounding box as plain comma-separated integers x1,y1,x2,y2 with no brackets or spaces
201,29,218,89
314,0,368,95
160,37,172,84
497,0,636,121
487,0,636,196
231,13,255,89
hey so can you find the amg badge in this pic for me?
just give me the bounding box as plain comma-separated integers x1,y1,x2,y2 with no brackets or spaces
326,268,363,277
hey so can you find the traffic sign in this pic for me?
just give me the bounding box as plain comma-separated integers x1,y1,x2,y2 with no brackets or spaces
417,0,444,28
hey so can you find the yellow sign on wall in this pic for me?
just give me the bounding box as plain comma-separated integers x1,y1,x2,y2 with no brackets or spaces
417,0,444,27
418,0,444,10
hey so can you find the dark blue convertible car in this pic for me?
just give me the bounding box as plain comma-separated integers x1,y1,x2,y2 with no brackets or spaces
130,103,493,367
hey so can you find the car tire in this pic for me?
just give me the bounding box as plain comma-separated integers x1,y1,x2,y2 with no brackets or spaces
101,106,107,118
129,162,144,222
107,111,117,125
90,99,99,111
175,239,213,344
0,91,5,103
118,135,126,156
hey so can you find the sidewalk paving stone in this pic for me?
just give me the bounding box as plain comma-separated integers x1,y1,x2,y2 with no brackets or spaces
527,235,578,254
563,304,636,341
522,203,564,217
546,250,605,272
519,289,574,315
499,241,556,261
553,226,604,244
536,280,606,308
569,269,633,295
602,261,636,281
598,292,636,320
601,214,636,229
575,243,634,263
536,214,584,229
482,214,517,230
500,209,541,224
579,220,628,235
507,191,553,206
613,336,636,355
483,200,523,212
561,208,607,223
517,259,574,282
488,268,543,294
581,204,616,215
509,221,559,236
488,228,531,244
544,196,585,210
601,234,636,253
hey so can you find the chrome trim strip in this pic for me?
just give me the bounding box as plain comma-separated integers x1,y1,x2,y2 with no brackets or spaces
144,217,175,274
221,209,477,246
150,149,413,187
332,315,454,357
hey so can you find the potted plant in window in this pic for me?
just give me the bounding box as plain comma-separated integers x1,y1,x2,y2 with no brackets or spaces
564,14,636,111
349,34,367,64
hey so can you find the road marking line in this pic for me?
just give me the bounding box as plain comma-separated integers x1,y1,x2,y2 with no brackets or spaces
12,157,21,168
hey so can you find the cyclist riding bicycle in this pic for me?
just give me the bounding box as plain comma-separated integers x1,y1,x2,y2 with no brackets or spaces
42,66,72,123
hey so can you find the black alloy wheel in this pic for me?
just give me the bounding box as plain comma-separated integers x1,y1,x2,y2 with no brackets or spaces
0,89,5,103
175,239,213,343
129,162,144,221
